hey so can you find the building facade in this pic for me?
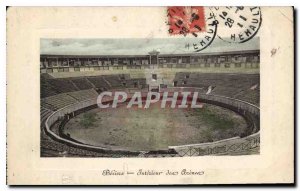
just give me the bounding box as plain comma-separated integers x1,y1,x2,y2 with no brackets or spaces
40,50,260,73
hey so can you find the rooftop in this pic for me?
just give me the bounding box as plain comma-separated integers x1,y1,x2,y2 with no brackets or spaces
41,37,259,56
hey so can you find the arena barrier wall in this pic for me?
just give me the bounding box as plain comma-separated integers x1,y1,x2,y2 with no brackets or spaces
44,87,260,156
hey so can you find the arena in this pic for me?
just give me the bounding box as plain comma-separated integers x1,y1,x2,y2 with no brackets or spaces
40,49,260,157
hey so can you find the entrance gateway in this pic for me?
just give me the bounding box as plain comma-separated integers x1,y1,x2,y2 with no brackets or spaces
147,49,163,91
149,49,159,65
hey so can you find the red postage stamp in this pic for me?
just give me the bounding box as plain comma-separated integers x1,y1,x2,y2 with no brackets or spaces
167,6,206,36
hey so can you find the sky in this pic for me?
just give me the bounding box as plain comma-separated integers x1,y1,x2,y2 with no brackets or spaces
40,37,259,56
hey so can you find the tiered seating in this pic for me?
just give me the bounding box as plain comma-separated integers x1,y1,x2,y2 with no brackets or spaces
41,74,59,98
105,75,124,88
40,84,58,98
41,138,122,157
235,85,260,105
40,74,147,157
41,93,77,110
71,78,94,90
41,74,148,110
40,122,128,157
42,74,147,97
87,76,110,89
125,78,147,88
174,72,203,87
41,73,54,79
119,74,130,80
48,79,78,93
67,89,98,101
40,107,53,124
174,72,260,105
135,78,147,88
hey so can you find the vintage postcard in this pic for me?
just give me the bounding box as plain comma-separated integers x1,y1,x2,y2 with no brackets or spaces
7,7,294,185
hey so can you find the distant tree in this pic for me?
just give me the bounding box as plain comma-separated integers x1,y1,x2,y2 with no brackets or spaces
80,113,96,128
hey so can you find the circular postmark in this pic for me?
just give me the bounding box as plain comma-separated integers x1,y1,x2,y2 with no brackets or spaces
190,10,218,52
211,6,262,43
166,6,218,52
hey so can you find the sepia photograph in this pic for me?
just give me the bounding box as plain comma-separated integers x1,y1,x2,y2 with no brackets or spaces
40,38,260,158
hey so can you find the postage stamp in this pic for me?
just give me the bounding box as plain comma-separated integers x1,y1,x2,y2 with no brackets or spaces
167,6,262,52
167,6,218,52
167,6,207,36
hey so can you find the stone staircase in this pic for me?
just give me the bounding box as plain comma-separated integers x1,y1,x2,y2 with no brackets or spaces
143,65,164,91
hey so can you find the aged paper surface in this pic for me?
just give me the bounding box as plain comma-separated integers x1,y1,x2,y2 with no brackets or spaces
7,7,294,185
